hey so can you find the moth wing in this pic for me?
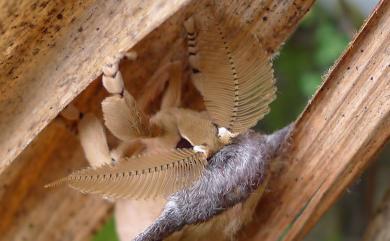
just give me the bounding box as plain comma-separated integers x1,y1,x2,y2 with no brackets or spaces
192,12,276,134
78,113,111,167
102,91,151,142
45,148,207,199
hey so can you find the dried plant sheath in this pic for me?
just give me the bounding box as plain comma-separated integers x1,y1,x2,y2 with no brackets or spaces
45,148,207,199
191,12,276,133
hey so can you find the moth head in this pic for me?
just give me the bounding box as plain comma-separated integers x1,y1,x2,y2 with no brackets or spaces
217,127,239,145
191,133,224,157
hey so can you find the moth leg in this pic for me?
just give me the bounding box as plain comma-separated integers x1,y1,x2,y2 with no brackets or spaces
101,52,151,142
59,104,112,167
110,140,146,163
101,53,182,241
136,63,170,111
101,50,137,93
115,72,188,239
102,52,126,95
78,113,112,167
160,61,183,110
145,60,186,149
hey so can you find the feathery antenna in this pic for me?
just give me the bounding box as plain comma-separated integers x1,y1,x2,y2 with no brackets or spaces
45,148,207,199
186,11,276,134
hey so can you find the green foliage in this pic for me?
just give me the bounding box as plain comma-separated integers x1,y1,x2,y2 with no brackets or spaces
260,5,349,132
92,217,119,241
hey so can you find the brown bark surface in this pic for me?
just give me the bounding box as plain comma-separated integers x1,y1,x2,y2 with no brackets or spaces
0,0,193,172
0,1,314,240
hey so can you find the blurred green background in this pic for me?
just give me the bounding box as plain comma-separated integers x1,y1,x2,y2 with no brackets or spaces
93,1,389,241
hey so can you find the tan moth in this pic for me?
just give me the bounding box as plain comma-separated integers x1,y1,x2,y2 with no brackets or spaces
47,8,291,241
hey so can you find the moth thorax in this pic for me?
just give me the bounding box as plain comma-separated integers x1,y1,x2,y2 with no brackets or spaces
149,111,178,136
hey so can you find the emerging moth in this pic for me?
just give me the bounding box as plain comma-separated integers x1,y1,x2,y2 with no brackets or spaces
47,8,292,241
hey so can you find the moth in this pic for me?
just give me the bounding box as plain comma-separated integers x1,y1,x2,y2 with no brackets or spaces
47,8,292,241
